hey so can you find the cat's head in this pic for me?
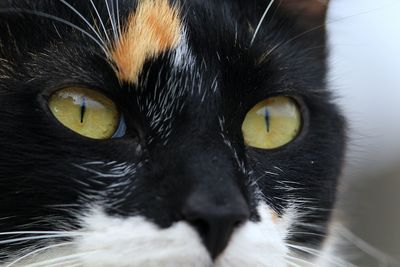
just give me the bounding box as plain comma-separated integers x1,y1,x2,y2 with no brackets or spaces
0,0,345,266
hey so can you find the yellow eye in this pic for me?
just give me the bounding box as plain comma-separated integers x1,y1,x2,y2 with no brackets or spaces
242,96,301,149
49,87,121,140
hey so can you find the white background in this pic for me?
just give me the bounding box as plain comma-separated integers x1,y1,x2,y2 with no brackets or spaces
329,0,400,177
328,1,400,264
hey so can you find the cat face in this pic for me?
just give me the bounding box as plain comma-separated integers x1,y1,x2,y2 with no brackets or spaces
0,0,345,266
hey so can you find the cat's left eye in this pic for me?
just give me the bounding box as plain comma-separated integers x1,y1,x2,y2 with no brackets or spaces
242,96,302,149
48,87,126,140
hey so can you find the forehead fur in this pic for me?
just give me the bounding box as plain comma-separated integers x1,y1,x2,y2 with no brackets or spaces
111,0,181,84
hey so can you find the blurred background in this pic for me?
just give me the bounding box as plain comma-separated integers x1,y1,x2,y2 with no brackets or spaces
328,0,400,266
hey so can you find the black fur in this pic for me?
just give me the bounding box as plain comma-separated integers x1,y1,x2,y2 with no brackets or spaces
0,0,345,261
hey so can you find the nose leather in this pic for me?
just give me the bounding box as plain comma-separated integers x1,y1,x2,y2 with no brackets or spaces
182,190,250,259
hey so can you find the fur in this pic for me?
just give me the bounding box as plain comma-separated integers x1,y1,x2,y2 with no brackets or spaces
4,203,291,266
0,0,346,265
111,0,182,84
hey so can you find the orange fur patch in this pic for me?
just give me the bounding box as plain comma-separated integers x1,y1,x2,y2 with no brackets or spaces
110,0,181,84
270,209,280,224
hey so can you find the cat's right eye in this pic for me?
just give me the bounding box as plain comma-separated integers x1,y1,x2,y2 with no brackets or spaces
48,87,125,140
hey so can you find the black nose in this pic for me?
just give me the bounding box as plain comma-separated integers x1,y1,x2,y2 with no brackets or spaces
182,192,249,259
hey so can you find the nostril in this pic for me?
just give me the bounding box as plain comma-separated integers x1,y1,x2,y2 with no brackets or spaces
188,218,209,239
233,217,245,228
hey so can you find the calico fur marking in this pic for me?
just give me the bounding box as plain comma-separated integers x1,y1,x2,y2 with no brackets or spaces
111,0,182,84
0,0,346,265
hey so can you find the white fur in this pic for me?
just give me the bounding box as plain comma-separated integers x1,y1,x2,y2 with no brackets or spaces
172,29,195,70
77,212,211,267
214,206,288,267
5,203,301,267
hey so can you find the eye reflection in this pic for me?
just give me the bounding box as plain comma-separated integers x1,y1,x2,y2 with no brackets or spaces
48,87,125,140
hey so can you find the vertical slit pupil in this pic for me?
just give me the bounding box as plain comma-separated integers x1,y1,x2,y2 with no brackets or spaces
80,97,86,123
265,108,270,132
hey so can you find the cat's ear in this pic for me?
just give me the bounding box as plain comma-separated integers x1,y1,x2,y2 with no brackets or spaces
279,0,329,30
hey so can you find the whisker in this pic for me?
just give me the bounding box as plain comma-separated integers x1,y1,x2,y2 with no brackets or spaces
287,243,356,267
72,162,137,178
57,0,106,46
288,232,326,238
288,243,321,255
116,0,121,38
22,251,97,267
46,204,82,209
285,255,317,267
250,0,276,45
0,8,107,55
335,224,399,266
292,222,326,231
110,0,117,38
0,234,81,245
0,231,81,236
104,0,118,42
5,242,74,267
89,0,111,43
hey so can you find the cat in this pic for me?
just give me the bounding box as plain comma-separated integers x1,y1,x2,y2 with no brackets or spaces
0,0,346,266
